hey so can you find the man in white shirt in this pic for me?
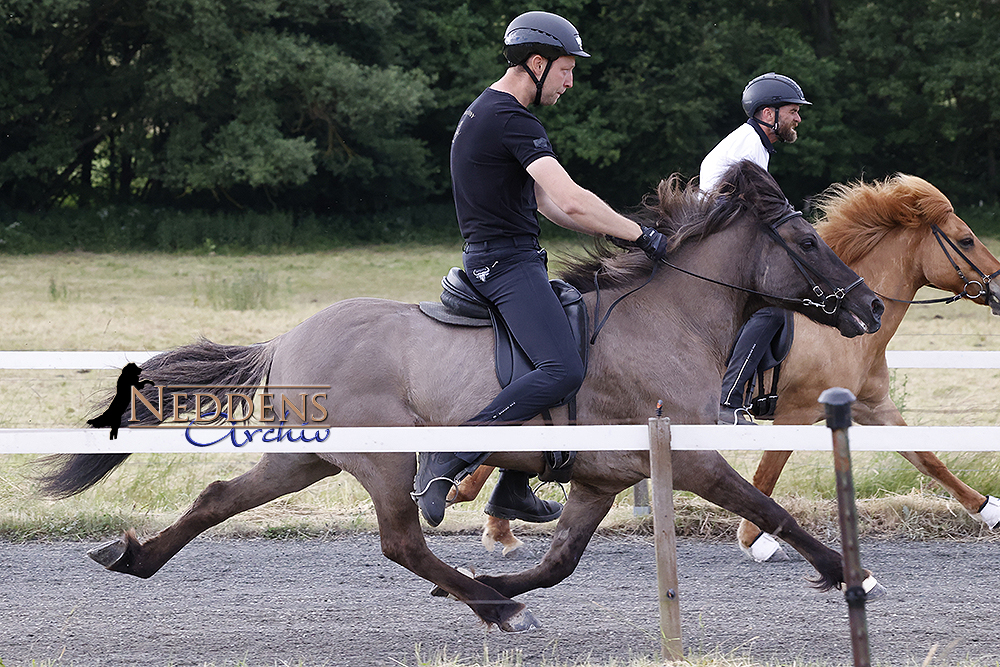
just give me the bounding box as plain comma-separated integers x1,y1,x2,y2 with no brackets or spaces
699,73,810,425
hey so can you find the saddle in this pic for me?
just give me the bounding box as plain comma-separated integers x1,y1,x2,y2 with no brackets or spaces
418,267,588,482
419,267,589,401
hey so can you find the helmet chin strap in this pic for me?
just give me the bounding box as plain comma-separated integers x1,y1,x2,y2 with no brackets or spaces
520,59,555,105
753,107,787,142
771,107,786,141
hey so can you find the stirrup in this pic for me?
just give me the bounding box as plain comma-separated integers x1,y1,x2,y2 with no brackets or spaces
410,476,459,502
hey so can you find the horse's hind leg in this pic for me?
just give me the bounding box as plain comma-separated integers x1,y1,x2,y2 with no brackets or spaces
737,450,793,561
449,465,494,503
348,455,539,632
474,482,617,599
482,515,523,556
448,465,525,556
899,451,999,528
88,453,338,579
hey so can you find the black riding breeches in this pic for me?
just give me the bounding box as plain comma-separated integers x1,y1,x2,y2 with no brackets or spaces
720,307,792,408
456,243,584,447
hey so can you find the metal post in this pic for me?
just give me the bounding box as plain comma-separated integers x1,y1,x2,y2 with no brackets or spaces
633,479,651,516
819,387,871,667
648,402,682,661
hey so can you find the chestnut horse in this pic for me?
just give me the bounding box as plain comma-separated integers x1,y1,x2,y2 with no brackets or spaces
36,162,884,632
456,173,1000,561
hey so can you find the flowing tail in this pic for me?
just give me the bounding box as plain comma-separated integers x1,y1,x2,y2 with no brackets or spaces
35,338,278,498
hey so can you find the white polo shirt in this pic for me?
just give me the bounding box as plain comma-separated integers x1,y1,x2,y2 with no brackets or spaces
699,119,775,193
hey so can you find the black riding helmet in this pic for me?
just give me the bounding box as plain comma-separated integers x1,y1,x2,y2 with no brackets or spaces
502,11,589,106
741,72,811,141
741,73,811,117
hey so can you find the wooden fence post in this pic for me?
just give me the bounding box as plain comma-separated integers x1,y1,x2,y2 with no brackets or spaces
820,387,871,667
648,405,683,661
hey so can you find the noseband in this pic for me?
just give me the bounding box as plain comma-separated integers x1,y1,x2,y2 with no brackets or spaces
875,224,1000,306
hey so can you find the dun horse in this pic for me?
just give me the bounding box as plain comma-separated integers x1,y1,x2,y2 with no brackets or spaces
457,173,1000,562
37,162,884,632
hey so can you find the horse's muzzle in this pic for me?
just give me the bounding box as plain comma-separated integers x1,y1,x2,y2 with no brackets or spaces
838,297,883,338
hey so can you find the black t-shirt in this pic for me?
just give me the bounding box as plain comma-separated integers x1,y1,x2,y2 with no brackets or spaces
450,88,557,243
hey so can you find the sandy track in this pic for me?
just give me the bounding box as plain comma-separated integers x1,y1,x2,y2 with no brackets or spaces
1,534,997,666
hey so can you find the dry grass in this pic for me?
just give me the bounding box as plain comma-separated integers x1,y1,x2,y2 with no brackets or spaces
1,245,999,546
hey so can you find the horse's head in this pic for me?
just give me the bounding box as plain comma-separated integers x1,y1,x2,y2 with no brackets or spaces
715,161,884,337
817,174,1000,316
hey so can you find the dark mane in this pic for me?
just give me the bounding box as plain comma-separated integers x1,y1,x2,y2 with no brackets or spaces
557,160,794,292
815,174,954,265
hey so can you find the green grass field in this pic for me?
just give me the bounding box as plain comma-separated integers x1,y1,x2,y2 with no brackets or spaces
1,243,999,545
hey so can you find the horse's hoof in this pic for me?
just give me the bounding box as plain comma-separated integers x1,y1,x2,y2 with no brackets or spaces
974,495,1000,530
865,578,888,602
499,607,542,633
500,544,533,560
839,574,887,603
87,539,127,568
740,532,789,562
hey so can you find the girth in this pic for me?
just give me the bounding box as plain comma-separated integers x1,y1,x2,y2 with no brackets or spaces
418,267,589,410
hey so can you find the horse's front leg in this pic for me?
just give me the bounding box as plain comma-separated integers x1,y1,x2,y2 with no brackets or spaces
672,450,883,596
351,455,539,632
475,482,616,599
737,450,793,562
88,453,338,578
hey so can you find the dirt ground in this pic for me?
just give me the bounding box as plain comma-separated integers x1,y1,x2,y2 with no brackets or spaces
1,534,997,667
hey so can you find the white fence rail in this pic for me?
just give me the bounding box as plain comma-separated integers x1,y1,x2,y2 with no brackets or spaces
2,350,999,455
2,424,998,455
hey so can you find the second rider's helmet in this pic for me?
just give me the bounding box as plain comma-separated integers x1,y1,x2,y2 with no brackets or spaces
502,11,590,67
741,73,811,117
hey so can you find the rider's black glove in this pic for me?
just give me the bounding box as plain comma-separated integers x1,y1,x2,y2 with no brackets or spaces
634,225,668,263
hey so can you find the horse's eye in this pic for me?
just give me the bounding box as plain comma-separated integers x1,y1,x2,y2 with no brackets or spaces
959,236,975,249
799,237,817,252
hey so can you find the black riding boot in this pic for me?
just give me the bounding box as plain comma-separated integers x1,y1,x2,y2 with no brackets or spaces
412,452,489,527
484,469,562,523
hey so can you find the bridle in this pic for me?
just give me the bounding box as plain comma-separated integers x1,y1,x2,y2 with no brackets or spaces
763,209,866,314
874,223,1000,306
590,208,866,343
658,208,866,314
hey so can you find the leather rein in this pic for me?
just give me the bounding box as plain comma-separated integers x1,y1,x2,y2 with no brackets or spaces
873,223,1000,306
590,208,865,343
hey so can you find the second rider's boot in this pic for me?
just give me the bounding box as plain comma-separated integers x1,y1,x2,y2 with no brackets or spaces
484,469,562,523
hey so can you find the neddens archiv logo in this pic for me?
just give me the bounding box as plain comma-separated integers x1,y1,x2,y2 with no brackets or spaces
130,385,329,425
128,383,332,447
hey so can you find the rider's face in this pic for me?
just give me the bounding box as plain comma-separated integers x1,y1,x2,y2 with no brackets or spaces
775,104,802,143
540,56,575,106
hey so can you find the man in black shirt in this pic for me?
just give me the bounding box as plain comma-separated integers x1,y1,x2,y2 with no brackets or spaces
412,11,669,527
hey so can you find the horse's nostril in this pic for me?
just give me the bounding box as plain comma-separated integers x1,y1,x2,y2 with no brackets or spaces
872,298,885,318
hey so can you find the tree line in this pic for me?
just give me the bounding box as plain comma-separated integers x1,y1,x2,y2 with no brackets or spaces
2,0,997,227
